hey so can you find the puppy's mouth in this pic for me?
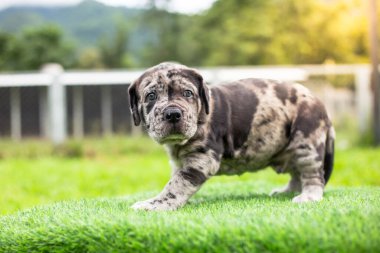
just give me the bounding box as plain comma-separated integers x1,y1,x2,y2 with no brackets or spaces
159,134,187,144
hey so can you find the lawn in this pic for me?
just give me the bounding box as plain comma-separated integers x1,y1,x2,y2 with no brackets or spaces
0,136,379,252
1,183,379,253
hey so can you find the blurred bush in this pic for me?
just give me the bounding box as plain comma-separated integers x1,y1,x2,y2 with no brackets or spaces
0,136,163,159
0,25,76,70
52,141,84,158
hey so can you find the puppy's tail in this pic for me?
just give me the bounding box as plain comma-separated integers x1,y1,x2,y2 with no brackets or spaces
324,127,335,184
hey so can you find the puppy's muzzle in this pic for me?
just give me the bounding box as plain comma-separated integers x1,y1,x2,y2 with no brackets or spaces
164,107,182,124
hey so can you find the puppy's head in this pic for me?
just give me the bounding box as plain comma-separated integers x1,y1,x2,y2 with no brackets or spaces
128,62,209,144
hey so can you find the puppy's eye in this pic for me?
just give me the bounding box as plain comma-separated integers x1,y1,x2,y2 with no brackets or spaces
183,90,193,98
146,92,157,102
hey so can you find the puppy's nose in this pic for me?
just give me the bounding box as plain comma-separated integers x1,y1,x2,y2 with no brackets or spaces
164,107,182,123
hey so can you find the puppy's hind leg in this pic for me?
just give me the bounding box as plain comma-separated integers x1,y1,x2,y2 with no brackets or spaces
292,144,325,203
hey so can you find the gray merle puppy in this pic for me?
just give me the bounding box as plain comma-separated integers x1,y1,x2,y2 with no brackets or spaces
128,62,335,211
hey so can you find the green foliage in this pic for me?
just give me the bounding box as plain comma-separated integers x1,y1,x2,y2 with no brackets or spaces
77,47,104,69
137,7,185,67
0,183,379,252
18,25,76,69
0,136,162,159
0,25,76,71
0,0,375,69
184,0,370,66
0,1,140,48
98,23,131,68
0,30,20,70
52,141,84,158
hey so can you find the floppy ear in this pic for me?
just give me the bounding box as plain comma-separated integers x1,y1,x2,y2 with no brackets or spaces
128,81,141,126
184,69,210,115
199,77,210,115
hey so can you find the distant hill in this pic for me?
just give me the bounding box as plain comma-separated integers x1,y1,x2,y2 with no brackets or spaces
0,0,142,49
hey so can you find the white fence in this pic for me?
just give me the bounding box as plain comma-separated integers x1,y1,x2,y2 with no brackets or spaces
0,64,373,144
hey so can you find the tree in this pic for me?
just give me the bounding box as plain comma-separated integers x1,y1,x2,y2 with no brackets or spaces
98,23,130,68
0,30,25,71
19,25,76,70
0,31,15,70
136,0,189,67
185,0,370,66
77,47,104,69
0,25,76,71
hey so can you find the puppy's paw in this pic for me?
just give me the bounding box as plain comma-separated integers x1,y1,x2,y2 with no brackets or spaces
131,198,179,211
131,200,156,211
270,187,290,196
292,193,323,203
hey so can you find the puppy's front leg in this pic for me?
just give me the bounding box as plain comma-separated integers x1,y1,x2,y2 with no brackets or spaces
132,152,219,211
131,168,206,211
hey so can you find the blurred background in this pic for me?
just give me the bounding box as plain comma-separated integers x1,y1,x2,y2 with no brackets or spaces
0,0,379,215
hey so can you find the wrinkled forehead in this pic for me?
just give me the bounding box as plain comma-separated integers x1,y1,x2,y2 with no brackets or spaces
138,67,198,92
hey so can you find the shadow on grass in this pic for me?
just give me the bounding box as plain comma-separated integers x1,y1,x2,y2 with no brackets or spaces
188,191,296,209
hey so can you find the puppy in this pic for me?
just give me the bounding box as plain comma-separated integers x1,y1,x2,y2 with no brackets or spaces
128,62,335,210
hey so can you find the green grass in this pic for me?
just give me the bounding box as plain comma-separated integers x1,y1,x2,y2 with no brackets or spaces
0,137,169,215
0,183,379,252
1,136,379,215
0,136,379,252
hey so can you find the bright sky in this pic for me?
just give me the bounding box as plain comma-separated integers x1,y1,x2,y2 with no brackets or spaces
0,0,217,14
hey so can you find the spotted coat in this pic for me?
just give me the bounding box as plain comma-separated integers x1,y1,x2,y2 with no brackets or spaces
129,62,335,210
